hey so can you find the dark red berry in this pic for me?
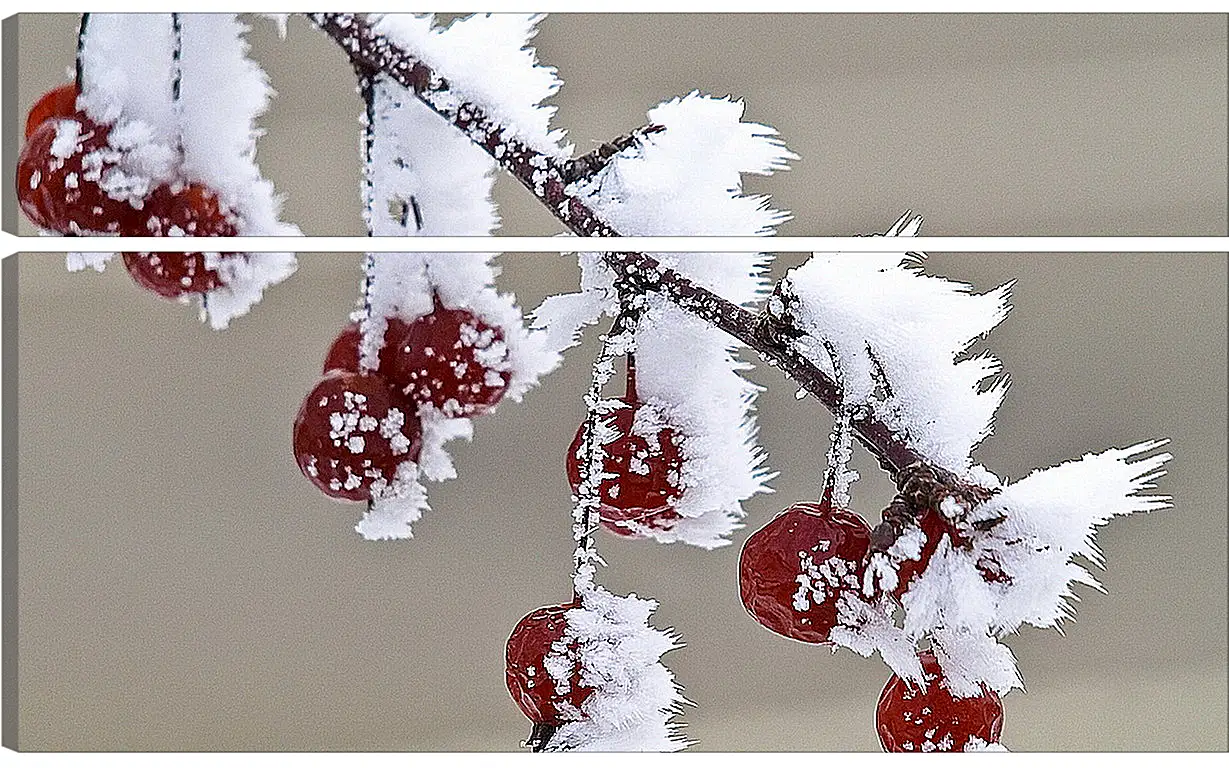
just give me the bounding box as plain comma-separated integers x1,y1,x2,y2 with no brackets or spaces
292,370,422,502
137,181,239,237
876,651,1004,752
739,498,872,644
16,116,139,234
565,398,684,538
15,122,60,230
322,319,414,375
385,303,511,417
25,83,80,140
505,603,594,726
121,253,226,298
121,184,243,299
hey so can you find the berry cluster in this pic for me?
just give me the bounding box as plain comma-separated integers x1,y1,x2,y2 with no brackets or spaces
506,356,1007,751
735,489,1004,751
506,466,1005,750
17,83,241,300
293,301,512,504
565,358,686,539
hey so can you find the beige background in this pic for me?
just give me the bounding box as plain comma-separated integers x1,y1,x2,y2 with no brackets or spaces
11,252,1229,752
11,13,1229,237
7,10,1229,754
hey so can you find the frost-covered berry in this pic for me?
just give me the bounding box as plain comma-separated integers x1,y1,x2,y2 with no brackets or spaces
138,181,239,238
876,651,1004,752
565,398,684,538
505,602,594,727
386,302,511,417
292,370,422,502
121,184,243,299
25,83,79,140
16,116,138,234
121,254,226,299
322,319,414,375
739,499,872,644
892,507,964,600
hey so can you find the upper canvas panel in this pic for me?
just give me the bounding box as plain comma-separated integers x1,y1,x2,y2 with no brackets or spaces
10,12,1228,237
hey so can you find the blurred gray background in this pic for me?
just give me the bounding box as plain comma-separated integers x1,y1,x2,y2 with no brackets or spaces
6,10,1229,754
9,13,1229,237
10,252,1228,751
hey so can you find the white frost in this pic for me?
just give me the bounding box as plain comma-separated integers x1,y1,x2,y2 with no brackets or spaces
964,736,1010,752
372,13,568,157
542,585,689,752
850,441,1170,695
967,440,1173,634
782,218,1012,478
416,407,475,482
356,462,430,540
176,14,301,242
66,253,117,272
200,254,298,330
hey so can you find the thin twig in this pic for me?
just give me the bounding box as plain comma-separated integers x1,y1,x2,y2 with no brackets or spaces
75,13,90,90
561,124,666,185
572,315,633,599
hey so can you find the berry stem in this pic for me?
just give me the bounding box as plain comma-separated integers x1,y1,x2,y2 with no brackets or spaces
818,337,854,505
170,13,183,103
75,13,89,90
356,73,379,377
358,72,377,238
525,723,557,753
356,72,379,520
571,310,640,597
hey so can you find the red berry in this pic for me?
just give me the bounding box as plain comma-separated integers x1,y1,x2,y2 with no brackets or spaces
15,122,60,230
322,319,414,375
565,398,684,538
505,603,594,726
16,116,139,234
121,253,226,299
137,181,239,237
739,498,872,644
876,651,1003,752
292,371,422,502
25,83,80,140
121,184,243,299
385,303,511,417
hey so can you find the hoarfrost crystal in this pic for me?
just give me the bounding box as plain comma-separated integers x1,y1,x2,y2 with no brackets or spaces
542,585,688,752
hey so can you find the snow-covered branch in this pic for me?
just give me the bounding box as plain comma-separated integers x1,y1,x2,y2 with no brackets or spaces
312,11,929,485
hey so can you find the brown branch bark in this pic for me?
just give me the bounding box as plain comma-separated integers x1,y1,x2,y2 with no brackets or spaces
310,13,993,527
561,124,666,185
